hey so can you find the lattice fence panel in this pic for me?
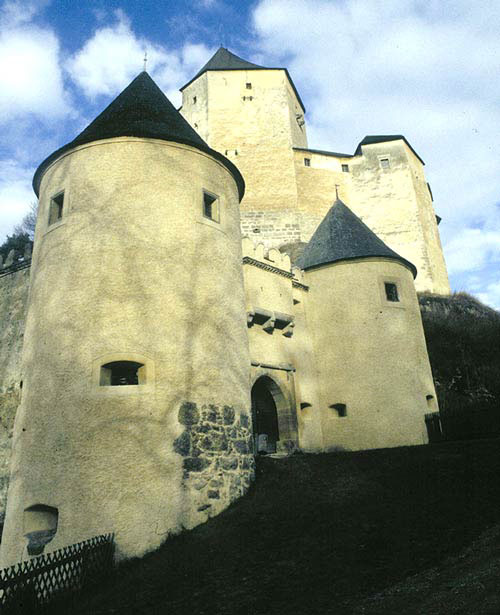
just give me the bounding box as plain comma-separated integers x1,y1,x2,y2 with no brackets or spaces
0,533,114,613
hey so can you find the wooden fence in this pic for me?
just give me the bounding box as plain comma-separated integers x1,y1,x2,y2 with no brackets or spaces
0,533,114,613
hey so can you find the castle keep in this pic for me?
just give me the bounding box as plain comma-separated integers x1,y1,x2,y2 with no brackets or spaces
0,48,446,566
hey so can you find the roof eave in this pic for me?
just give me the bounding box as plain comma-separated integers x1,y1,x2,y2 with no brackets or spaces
302,255,417,278
32,135,245,201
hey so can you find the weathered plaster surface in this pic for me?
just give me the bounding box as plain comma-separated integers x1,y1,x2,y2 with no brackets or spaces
0,268,29,527
0,138,253,567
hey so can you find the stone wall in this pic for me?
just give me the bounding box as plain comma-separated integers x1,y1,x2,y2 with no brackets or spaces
0,267,30,528
174,402,254,514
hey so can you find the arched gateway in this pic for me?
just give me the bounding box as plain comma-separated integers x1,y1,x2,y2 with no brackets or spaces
251,375,299,455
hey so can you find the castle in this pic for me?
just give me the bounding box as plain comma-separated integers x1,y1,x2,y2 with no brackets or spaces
0,48,448,566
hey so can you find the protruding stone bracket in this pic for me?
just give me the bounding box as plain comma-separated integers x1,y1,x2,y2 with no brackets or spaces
248,307,294,336
262,315,276,334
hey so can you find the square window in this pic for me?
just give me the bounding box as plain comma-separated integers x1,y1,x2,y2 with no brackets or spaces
385,282,399,302
304,158,311,167
380,158,390,169
342,164,349,172
48,192,64,225
246,82,252,89
203,191,220,222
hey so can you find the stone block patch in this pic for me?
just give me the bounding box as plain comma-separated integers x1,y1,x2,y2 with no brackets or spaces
176,402,255,516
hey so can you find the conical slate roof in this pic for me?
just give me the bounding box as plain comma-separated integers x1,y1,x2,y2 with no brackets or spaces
194,47,264,77
33,71,244,199
299,199,417,277
180,47,305,111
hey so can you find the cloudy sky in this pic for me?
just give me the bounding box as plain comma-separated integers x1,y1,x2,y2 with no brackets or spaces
0,0,499,307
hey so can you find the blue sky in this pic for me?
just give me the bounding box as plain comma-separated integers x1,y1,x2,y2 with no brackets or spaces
1,0,499,307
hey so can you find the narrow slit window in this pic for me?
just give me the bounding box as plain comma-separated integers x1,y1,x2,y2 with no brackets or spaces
203,192,220,222
193,96,197,104
341,164,349,172
100,361,145,386
384,282,399,302
330,403,347,417
304,158,311,167
48,192,64,225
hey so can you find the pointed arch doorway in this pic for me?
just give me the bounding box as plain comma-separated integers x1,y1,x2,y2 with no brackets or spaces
251,376,281,454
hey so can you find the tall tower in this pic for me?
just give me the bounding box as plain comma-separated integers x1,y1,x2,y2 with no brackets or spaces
300,199,438,450
0,72,254,566
180,48,308,247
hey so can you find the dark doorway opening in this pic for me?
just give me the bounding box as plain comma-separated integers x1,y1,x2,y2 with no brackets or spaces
251,377,280,454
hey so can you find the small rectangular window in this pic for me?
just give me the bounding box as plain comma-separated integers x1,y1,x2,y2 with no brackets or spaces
246,82,252,89
193,96,197,104
341,164,349,172
203,191,220,223
380,158,390,169
385,282,399,302
48,192,64,225
304,158,311,167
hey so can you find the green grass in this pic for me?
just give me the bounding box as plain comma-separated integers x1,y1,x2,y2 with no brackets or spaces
70,439,500,614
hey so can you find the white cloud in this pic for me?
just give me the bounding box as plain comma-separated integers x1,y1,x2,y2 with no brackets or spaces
477,280,500,311
0,17,71,122
66,12,213,107
252,0,500,297
0,161,35,241
445,228,500,274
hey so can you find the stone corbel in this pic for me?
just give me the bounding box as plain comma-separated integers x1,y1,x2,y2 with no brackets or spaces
282,321,295,338
262,313,276,334
246,310,255,327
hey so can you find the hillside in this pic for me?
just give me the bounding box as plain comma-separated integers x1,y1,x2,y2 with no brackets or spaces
68,439,500,615
419,292,500,440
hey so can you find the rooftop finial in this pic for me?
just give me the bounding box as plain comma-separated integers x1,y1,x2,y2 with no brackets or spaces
335,184,340,200
143,50,148,72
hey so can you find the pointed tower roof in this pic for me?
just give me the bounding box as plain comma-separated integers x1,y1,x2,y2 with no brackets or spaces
33,71,244,199
299,199,417,277
180,47,305,112
193,47,264,76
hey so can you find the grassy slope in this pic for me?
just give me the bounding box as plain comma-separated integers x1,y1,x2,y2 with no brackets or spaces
71,439,500,615
419,292,500,424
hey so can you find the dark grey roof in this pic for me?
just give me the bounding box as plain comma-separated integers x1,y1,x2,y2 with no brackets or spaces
33,71,244,199
355,135,425,165
191,47,264,78
180,47,305,112
299,199,417,277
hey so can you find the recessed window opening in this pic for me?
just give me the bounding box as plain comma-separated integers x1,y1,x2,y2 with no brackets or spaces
203,191,220,222
341,164,349,172
385,282,399,302
193,96,197,104
304,158,311,167
426,394,435,409
48,192,64,225
23,504,58,556
330,403,347,417
246,82,252,89
300,402,312,410
380,158,390,169
100,361,145,386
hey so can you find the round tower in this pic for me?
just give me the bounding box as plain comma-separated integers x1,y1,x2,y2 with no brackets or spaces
0,72,253,566
300,198,438,452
